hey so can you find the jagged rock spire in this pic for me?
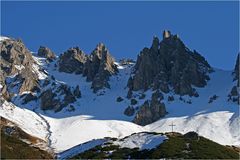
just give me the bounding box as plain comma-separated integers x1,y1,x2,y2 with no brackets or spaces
128,30,212,97
38,46,56,61
163,30,171,39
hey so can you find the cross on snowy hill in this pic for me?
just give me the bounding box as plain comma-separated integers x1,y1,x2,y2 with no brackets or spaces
169,122,176,133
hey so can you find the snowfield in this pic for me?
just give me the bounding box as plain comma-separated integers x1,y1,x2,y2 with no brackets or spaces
43,115,146,152
0,47,239,156
113,132,168,150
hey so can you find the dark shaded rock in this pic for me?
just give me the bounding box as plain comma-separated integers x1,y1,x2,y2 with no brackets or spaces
233,54,239,82
131,99,138,105
63,89,76,106
58,47,87,74
127,30,212,97
58,43,118,93
83,43,118,93
124,106,135,116
40,89,61,111
139,93,146,99
67,105,75,112
21,93,37,104
151,90,164,102
231,86,238,96
228,54,239,104
73,85,81,98
133,99,167,126
208,95,218,103
42,79,50,87
116,96,124,102
127,90,133,99
37,46,56,61
168,95,174,102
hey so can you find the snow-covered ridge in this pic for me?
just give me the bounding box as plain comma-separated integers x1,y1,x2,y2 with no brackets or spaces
0,36,9,42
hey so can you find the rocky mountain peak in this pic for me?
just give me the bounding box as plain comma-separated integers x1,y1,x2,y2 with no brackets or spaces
58,43,118,93
228,53,239,104
128,30,212,97
151,36,160,52
84,43,118,92
163,30,171,39
58,47,87,74
0,38,40,100
233,53,239,81
37,46,56,61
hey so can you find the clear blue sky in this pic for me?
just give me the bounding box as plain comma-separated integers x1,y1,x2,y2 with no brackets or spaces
1,1,239,70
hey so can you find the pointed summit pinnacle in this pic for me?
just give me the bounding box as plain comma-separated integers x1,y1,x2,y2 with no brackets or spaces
163,30,171,39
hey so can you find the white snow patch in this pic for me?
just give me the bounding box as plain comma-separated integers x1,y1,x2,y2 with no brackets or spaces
0,36,9,42
14,65,25,71
114,132,167,150
58,139,106,159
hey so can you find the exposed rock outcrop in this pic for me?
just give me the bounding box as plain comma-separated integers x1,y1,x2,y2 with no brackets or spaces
124,106,135,116
58,44,118,93
40,84,80,112
133,90,167,126
58,47,87,74
73,85,81,98
127,30,212,97
0,38,40,99
83,43,118,92
37,46,56,61
228,54,239,104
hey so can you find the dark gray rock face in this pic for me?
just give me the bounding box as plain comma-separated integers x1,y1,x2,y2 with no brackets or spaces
128,30,212,97
133,90,167,126
40,84,80,112
58,44,118,93
73,85,81,98
228,54,239,104
40,89,61,111
124,106,135,116
37,46,56,61
21,93,37,104
58,47,87,74
83,43,118,93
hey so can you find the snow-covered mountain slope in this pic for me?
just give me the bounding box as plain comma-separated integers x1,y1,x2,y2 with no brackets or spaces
43,115,146,152
145,69,240,146
0,36,239,155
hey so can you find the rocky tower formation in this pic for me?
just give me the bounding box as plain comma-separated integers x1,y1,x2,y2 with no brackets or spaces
128,30,212,97
83,43,118,93
233,54,239,82
37,46,56,61
0,38,39,100
58,47,87,74
133,90,167,125
228,54,239,104
127,30,212,126
58,43,118,93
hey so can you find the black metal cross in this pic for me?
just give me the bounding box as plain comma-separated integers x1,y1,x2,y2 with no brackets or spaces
169,122,176,133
